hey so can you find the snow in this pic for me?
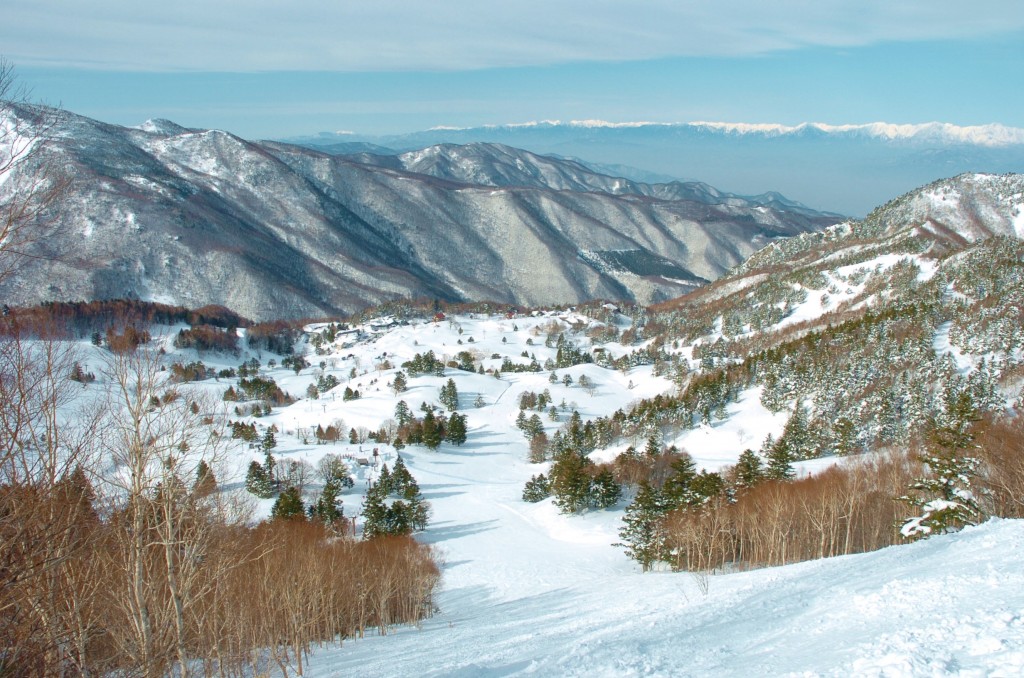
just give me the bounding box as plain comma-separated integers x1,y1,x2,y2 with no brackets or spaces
933,320,975,374
57,311,1024,675
305,518,1024,676
672,387,787,470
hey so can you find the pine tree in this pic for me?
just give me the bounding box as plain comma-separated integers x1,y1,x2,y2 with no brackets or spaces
550,451,593,514
386,500,413,535
261,426,277,453
311,479,345,527
377,464,393,495
271,486,306,520
764,435,796,481
732,449,764,490
590,467,622,509
193,459,217,497
689,470,725,505
778,401,816,460
662,454,697,507
524,414,545,440
361,484,390,539
391,456,413,490
395,400,413,426
421,409,443,450
900,389,983,540
408,494,430,532
618,482,669,572
245,460,273,498
446,412,468,446
439,378,459,411
392,370,408,394
522,474,552,502
832,417,860,457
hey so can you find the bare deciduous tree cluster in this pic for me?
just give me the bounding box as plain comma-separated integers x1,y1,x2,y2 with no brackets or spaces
664,452,919,572
0,340,441,676
662,415,1024,575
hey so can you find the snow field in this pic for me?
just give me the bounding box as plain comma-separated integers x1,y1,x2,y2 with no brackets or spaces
64,311,1024,675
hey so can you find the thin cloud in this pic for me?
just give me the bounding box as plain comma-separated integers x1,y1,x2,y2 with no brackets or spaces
4,0,1023,72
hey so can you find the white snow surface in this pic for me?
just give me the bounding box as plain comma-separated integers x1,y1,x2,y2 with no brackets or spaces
67,312,1024,675
305,518,1024,677
222,312,1020,677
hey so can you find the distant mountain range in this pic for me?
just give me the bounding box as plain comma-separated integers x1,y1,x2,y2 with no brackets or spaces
289,120,1024,217
0,106,839,320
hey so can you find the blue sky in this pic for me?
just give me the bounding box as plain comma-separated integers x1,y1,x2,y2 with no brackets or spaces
4,1,1023,139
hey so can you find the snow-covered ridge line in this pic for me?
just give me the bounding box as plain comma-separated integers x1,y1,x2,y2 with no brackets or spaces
428,120,1024,146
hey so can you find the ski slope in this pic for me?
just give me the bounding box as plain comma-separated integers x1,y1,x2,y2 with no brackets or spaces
305,518,1024,677
75,310,1024,675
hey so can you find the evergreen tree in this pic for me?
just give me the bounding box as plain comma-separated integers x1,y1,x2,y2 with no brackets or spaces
778,401,816,460
395,400,413,426
392,370,408,394
522,474,552,502
271,486,306,520
377,464,393,494
309,477,346,524
618,482,669,572
391,456,413,490
193,459,217,497
900,389,983,540
764,441,796,481
446,412,468,446
832,417,860,457
386,500,413,535
244,460,273,498
362,461,430,537
523,414,545,440
361,484,390,539
732,449,764,490
439,378,459,411
662,454,697,507
407,494,430,532
421,409,443,450
550,451,593,514
261,426,277,453
689,470,725,504
590,467,622,509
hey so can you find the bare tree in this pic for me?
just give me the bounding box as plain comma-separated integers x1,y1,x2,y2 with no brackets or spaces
0,58,68,286
0,319,102,673
97,347,243,677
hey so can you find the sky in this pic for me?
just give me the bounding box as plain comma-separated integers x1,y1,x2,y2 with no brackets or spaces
3,1,1023,140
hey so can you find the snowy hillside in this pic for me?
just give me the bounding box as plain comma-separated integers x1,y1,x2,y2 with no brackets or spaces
15,173,1020,675
308,518,1024,676
57,294,1021,675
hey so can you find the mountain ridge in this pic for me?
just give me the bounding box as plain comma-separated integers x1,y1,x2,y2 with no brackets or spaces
294,120,1024,215
0,105,839,320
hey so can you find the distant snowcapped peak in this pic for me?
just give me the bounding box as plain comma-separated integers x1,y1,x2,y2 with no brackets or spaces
429,119,1024,147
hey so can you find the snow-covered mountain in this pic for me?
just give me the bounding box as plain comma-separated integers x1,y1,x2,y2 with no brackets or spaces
296,120,1024,216
641,172,1024,461
0,105,840,320
351,142,835,219
28,171,1023,675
